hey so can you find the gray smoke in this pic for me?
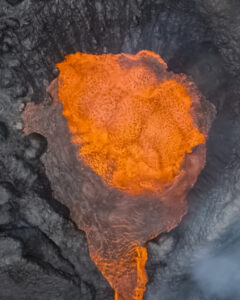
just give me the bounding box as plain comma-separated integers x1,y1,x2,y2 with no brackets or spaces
192,219,240,300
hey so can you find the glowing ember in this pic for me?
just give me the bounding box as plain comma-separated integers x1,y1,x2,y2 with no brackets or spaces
57,51,205,196
22,50,213,300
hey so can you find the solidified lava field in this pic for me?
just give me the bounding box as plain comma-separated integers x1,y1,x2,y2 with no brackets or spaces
1,1,240,300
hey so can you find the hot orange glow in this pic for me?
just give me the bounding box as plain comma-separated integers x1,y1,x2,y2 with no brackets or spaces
91,244,148,300
57,50,205,196
54,50,206,300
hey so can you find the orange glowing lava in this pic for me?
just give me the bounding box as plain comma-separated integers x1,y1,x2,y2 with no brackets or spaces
54,50,207,300
57,50,205,196
92,245,148,300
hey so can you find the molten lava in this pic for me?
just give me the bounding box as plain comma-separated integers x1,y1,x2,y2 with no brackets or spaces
22,50,213,300
57,51,205,196
54,50,206,300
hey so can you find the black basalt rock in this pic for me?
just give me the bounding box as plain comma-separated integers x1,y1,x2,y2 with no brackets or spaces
0,121,8,141
0,181,15,205
6,0,24,6
24,132,48,160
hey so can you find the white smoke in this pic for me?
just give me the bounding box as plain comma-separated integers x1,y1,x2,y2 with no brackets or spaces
192,221,240,300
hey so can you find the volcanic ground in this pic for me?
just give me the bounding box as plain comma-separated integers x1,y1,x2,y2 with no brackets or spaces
0,1,240,300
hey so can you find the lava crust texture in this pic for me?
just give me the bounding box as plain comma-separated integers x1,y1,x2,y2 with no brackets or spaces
57,50,205,195
23,50,214,300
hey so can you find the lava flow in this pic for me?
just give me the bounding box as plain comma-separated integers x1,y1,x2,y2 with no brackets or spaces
22,50,213,300
57,51,204,196
56,50,207,300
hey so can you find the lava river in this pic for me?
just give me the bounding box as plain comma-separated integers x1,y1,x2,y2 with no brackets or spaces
23,50,214,300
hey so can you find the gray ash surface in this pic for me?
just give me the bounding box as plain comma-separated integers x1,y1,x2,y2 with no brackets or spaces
0,1,240,300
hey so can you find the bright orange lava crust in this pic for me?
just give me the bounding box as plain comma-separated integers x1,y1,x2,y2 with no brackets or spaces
57,50,205,196
57,50,205,300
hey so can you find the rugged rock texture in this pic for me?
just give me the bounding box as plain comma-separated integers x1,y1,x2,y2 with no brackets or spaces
0,0,240,299
0,105,113,299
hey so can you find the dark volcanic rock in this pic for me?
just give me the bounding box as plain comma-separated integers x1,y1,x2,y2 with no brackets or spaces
0,126,113,299
0,0,240,300
0,181,15,205
0,121,8,141
24,132,48,160
6,0,24,6
0,237,91,300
